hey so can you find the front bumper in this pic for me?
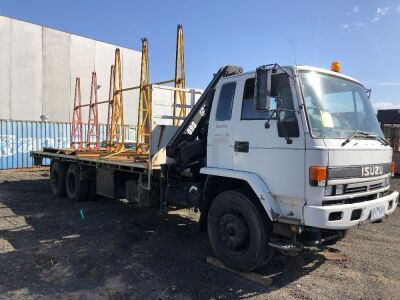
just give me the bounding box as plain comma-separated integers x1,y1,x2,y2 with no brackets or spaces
303,191,399,230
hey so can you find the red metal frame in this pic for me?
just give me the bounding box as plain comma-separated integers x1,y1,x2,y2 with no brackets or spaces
86,72,99,149
70,77,83,149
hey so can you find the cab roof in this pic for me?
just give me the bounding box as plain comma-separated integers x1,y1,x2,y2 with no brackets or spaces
296,65,363,86
222,65,364,86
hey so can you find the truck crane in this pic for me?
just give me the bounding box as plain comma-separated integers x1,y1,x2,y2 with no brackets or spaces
32,63,399,272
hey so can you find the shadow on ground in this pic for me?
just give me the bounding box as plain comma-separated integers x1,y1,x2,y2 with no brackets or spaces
0,176,327,299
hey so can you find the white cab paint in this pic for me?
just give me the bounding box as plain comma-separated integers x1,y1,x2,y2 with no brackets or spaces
201,65,398,230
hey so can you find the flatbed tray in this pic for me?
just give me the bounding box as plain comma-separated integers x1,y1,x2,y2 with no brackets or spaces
31,147,152,172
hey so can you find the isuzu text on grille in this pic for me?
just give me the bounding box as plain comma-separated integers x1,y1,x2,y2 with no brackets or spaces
362,165,384,177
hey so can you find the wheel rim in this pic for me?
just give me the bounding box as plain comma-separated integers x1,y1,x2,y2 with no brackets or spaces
218,211,249,255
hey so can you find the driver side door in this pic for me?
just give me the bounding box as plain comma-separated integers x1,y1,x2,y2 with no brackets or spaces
232,74,306,217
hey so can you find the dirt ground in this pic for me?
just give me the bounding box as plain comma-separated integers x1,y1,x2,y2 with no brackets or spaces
0,168,399,300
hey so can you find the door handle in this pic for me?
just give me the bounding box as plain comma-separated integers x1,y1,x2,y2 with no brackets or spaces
234,141,249,153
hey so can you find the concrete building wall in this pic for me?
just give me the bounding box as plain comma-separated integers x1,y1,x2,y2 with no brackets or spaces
42,28,71,122
0,16,142,125
121,48,142,126
10,19,43,121
0,16,202,130
69,34,96,123
94,41,115,124
0,17,11,119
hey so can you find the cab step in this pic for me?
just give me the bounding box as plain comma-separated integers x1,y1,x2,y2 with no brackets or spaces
268,238,303,256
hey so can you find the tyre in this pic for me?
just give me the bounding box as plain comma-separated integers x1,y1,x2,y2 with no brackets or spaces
66,164,89,202
50,161,67,197
87,179,97,201
207,190,274,272
150,182,160,208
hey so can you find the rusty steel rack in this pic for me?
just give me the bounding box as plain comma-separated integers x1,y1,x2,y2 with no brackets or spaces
86,72,100,150
32,24,204,197
65,24,193,168
71,77,83,149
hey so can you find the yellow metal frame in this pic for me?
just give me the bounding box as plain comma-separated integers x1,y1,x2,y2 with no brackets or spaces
173,24,186,126
106,65,115,148
109,48,125,152
86,71,99,149
136,38,151,153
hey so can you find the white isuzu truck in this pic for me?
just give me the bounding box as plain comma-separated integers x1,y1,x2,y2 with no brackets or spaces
32,63,399,272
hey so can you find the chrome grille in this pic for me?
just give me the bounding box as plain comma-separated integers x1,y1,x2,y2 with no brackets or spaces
344,186,367,194
343,179,386,195
323,178,390,205
323,193,379,206
370,183,384,190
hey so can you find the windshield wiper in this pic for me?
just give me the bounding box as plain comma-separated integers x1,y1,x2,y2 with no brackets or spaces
376,135,390,146
342,129,389,146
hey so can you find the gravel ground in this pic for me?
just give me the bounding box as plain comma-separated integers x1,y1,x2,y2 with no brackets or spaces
0,167,399,299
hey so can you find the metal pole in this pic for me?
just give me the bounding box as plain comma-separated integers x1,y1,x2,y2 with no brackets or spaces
190,89,195,109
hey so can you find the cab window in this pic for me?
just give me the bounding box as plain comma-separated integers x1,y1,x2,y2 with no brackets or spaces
216,82,236,121
241,74,293,120
242,78,273,119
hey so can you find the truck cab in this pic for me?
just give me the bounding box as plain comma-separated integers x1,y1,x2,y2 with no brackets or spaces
166,64,399,271
204,64,398,226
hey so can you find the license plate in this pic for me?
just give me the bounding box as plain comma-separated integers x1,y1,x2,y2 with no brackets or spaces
370,205,385,221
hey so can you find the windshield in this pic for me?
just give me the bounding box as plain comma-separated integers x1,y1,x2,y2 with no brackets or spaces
299,71,384,139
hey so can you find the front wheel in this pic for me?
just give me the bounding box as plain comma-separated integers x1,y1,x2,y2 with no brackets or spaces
207,190,274,272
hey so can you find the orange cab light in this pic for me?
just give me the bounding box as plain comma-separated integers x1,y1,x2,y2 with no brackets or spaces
391,161,396,176
331,61,341,72
310,166,327,186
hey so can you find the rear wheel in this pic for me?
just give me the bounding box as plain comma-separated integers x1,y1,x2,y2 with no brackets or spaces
150,182,160,208
50,160,67,197
207,190,274,272
66,164,88,202
87,179,97,201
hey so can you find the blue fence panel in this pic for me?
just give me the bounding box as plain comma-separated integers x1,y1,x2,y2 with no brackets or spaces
0,120,136,170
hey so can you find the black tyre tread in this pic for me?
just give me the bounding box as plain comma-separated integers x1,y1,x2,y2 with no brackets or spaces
237,189,275,267
50,161,67,197
207,190,273,272
241,189,274,270
149,183,160,208
66,164,89,202
87,180,97,201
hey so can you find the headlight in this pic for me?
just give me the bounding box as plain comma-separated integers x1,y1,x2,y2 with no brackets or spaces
325,186,333,196
336,185,344,195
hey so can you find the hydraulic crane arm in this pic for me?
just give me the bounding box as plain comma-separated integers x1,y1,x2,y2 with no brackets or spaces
166,65,242,159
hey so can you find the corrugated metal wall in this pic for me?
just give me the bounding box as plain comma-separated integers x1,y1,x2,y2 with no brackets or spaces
0,120,136,170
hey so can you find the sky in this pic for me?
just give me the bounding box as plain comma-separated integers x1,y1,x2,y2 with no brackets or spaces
1,0,400,109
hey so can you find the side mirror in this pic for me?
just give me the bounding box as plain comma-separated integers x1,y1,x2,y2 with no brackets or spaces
255,68,272,111
365,88,372,99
